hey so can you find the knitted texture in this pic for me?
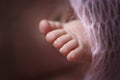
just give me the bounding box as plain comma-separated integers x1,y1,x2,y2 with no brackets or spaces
70,0,120,80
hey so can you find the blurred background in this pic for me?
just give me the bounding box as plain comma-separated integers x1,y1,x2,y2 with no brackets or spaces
0,0,87,80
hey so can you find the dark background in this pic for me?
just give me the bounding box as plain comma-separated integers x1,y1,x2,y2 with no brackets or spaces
0,0,86,80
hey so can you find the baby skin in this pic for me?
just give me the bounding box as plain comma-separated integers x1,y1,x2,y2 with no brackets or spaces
39,19,92,64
